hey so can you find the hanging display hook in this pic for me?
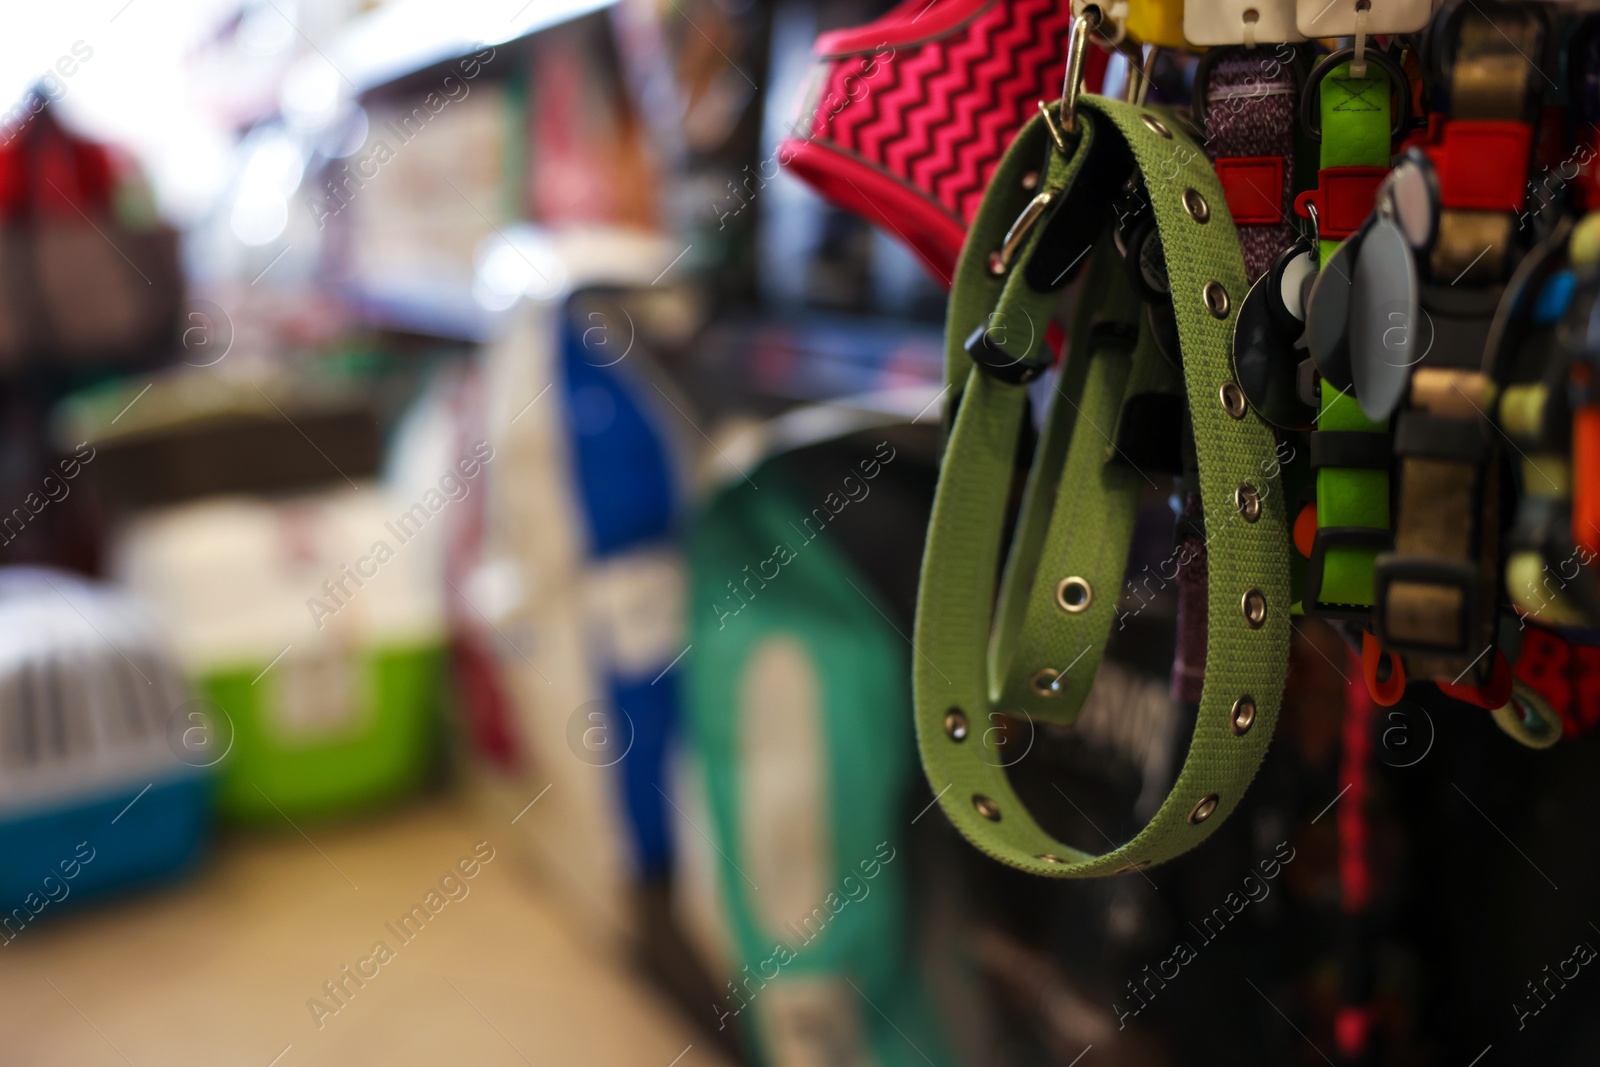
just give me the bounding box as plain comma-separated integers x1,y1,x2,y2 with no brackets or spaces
1059,5,1104,135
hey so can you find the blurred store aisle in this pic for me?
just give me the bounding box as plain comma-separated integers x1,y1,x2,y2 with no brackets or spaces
0,797,722,1067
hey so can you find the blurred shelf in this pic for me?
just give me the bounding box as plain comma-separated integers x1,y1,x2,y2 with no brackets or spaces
341,278,489,343
0,797,721,1067
338,0,619,95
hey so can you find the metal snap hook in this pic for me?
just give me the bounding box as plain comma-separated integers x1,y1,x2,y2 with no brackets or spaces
1058,5,1103,135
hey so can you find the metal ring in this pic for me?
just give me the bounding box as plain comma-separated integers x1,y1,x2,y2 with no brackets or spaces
1192,43,1310,136
1241,588,1267,628
1182,188,1210,224
1219,380,1249,419
973,794,1002,821
1204,280,1230,318
944,708,969,741
1030,668,1063,697
1188,794,1220,824
1298,46,1412,142
1037,853,1068,864
1230,694,1257,735
1139,113,1172,139
1234,483,1261,522
1056,576,1093,613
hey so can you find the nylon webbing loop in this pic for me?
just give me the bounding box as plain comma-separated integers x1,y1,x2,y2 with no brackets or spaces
914,97,1289,877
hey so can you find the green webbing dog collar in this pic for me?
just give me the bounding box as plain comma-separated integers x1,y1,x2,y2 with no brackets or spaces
914,96,1290,876
1313,61,1394,613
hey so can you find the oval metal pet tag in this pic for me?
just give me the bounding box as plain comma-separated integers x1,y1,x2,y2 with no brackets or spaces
1387,149,1438,253
1349,212,1421,421
1305,232,1361,394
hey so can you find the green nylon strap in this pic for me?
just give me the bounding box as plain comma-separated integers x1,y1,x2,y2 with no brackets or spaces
1314,61,1392,610
914,97,1290,877
993,278,1147,720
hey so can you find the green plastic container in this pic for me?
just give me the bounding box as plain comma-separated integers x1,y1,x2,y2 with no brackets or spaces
203,644,443,822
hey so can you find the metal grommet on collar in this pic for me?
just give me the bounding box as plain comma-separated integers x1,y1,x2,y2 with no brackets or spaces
1204,280,1231,318
1037,853,1067,864
1030,668,1063,697
1182,188,1210,223
974,794,1002,821
1021,170,1039,191
1188,794,1220,824
1242,588,1268,628
1234,483,1261,522
1141,113,1172,138
1055,576,1092,613
1219,380,1249,419
1230,694,1257,735
944,708,969,741
987,250,1006,276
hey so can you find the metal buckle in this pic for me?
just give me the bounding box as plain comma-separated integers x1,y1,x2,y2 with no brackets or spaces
993,190,1058,277
1373,555,1483,658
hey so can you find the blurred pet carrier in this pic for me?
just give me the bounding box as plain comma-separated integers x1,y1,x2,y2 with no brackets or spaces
109,484,448,824
62,368,449,825
0,567,213,933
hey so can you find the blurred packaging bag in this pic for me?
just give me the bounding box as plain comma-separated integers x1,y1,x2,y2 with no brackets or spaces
674,411,963,1066
455,226,692,951
0,99,180,371
0,567,214,934
110,483,447,823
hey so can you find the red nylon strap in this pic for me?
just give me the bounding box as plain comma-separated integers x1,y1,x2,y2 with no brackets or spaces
1425,120,1533,212
1575,405,1600,558
1214,156,1287,226
1293,166,1389,240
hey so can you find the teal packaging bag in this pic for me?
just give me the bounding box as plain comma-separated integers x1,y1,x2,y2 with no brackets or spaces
683,430,959,1066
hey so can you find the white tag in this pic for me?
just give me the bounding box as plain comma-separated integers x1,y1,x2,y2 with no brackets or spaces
1185,0,1304,45
269,646,363,741
1296,0,1434,38
757,979,874,1067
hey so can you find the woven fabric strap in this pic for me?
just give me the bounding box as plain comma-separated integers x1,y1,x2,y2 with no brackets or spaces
914,97,1291,876
1202,49,1301,282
